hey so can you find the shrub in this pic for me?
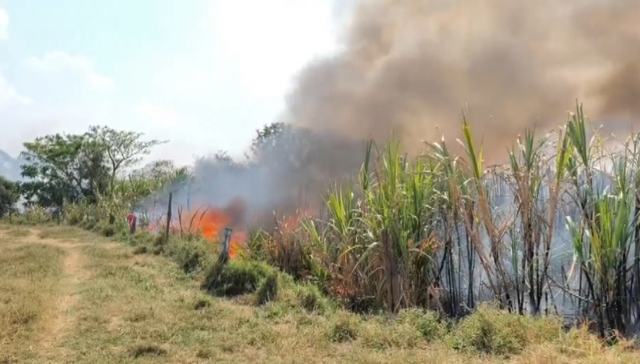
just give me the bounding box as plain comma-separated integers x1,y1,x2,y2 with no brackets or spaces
164,237,213,275
201,260,278,297
255,270,279,305
133,246,148,255
397,308,449,342
449,303,563,356
326,312,360,343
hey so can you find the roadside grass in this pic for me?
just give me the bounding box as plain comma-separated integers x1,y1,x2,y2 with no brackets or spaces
1,223,639,363
0,232,65,363
36,225,98,241
0,224,33,238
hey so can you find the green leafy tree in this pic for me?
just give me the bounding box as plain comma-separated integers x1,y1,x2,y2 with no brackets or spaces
87,125,167,193
0,175,19,217
18,126,167,212
19,133,109,208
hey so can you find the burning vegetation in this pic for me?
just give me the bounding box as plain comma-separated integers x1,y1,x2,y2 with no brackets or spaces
9,0,640,346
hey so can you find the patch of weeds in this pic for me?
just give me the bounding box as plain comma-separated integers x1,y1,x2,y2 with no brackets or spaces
165,238,212,274
97,265,159,293
196,348,213,359
257,302,289,320
4,227,30,238
152,245,164,255
255,270,279,305
125,309,155,323
294,284,332,313
80,219,97,231
244,324,277,347
359,318,423,350
295,313,317,328
153,233,167,247
327,311,360,343
193,295,213,310
124,231,154,247
274,275,333,313
133,245,148,255
449,303,563,356
201,260,278,297
92,221,119,238
127,344,168,359
9,306,39,325
397,308,449,342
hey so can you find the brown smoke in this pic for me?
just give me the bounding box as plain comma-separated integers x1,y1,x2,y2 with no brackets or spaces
284,0,640,164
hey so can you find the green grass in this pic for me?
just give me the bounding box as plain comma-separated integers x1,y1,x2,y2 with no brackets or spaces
1,223,639,363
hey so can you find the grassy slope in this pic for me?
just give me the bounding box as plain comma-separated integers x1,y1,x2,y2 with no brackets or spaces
0,223,638,364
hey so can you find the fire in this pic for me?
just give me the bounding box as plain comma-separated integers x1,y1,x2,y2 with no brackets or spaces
144,198,319,260
144,198,249,259
180,207,230,240
178,204,247,259
276,208,317,235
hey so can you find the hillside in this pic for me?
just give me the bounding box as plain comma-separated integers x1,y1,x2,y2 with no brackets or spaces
1,223,638,364
0,149,24,181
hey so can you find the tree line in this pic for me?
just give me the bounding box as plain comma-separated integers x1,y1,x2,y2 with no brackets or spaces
0,121,320,219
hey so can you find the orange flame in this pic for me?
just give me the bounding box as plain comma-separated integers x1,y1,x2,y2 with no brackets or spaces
178,206,247,259
145,199,319,260
277,208,316,235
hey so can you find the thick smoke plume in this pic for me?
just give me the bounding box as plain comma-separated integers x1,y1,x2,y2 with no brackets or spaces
148,0,640,233
286,0,640,163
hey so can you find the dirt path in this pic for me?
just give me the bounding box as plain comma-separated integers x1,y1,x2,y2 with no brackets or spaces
41,244,86,351
0,228,91,353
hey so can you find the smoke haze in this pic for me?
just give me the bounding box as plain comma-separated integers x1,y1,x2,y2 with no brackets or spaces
151,0,640,229
286,0,640,163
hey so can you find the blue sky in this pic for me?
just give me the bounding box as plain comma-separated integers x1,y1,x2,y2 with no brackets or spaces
0,0,349,165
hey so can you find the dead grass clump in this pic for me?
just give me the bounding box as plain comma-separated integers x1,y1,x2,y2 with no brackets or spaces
449,303,564,356
359,318,424,350
397,308,450,342
327,311,360,343
3,227,30,238
127,343,168,358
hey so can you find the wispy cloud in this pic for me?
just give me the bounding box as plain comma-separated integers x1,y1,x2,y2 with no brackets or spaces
23,51,114,88
0,7,8,40
0,74,33,108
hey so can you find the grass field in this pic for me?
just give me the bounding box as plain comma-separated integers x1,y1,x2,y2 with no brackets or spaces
1,223,639,364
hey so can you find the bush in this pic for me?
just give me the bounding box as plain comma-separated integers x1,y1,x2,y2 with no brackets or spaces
127,231,154,247
91,220,127,238
80,219,97,231
449,303,563,356
164,238,213,275
255,270,279,305
201,260,278,297
133,246,148,255
99,223,116,237
326,312,360,343
397,308,449,342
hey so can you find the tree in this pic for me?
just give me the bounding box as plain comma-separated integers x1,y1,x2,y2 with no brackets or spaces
249,122,326,174
19,133,110,208
0,175,19,218
87,125,167,193
17,126,167,216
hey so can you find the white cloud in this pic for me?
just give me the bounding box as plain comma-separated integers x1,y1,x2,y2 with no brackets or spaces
0,74,32,108
134,100,177,128
23,51,114,88
0,7,8,40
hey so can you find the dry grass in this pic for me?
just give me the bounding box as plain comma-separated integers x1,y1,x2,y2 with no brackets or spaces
0,228,65,362
1,223,639,363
